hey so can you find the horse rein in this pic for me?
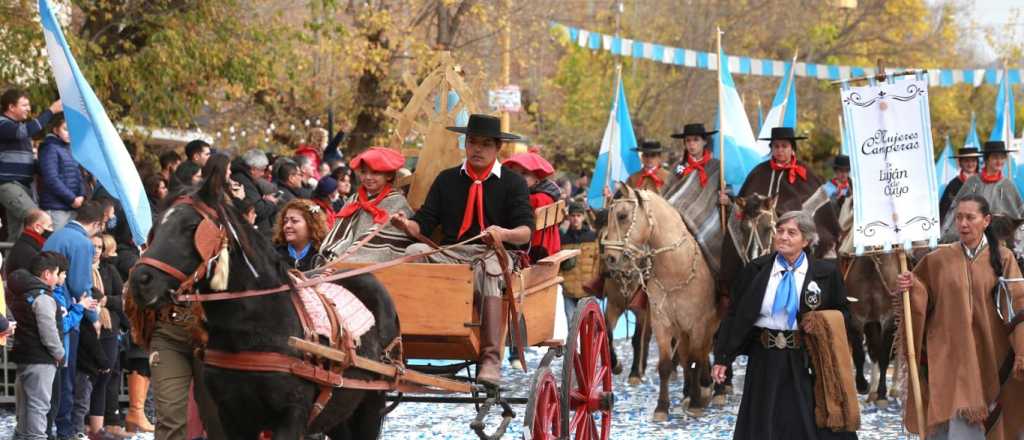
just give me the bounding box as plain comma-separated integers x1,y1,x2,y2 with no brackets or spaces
136,197,227,301
601,192,691,295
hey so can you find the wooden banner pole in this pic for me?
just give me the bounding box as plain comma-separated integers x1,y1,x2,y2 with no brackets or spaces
716,27,727,230
898,249,927,434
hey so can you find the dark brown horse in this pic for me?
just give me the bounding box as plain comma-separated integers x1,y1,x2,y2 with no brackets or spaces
129,174,400,439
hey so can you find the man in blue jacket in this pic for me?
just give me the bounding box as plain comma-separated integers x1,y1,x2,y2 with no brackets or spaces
37,114,85,231
0,89,62,241
42,201,104,440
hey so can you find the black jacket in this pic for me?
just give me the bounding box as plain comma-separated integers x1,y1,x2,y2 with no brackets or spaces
231,157,279,234
8,269,64,365
560,225,597,245
276,244,321,272
713,252,851,365
98,258,128,338
4,231,44,277
413,165,535,245
77,323,110,375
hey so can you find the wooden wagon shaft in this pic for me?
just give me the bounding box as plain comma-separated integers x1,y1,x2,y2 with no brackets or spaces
288,337,473,394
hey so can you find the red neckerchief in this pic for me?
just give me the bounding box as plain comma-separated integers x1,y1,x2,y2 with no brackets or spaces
458,162,496,239
337,185,392,224
22,227,45,247
637,167,665,190
769,157,808,184
682,151,711,187
831,178,849,194
980,167,1002,184
958,170,971,182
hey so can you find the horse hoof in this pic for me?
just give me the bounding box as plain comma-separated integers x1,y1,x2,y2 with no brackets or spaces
510,359,526,371
700,386,713,400
875,399,889,410
628,376,642,386
868,392,878,402
711,395,727,406
685,407,704,418
652,411,669,422
613,364,623,375
682,397,690,409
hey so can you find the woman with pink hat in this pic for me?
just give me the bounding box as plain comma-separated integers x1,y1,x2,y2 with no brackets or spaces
320,147,414,262
503,151,562,261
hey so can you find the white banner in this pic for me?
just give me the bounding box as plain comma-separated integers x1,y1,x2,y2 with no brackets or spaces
841,75,940,251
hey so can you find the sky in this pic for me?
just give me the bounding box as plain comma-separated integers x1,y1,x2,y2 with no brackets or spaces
966,0,1024,61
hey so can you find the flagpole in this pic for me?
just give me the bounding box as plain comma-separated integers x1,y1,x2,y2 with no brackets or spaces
779,50,798,127
716,27,727,230
605,65,622,205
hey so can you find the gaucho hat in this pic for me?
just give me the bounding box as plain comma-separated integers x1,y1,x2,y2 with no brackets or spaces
951,147,983,159
671,123,718,139
832,154,851,169
759,126,807,142
982,140,1017,156
633,140,664,154
446,114,522,141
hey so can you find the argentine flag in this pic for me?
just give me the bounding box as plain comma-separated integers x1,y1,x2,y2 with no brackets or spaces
935,135,957,195
714,37,764,190
756,55,798,153
965,112,981,150
587,68,642,209
39,0,151,244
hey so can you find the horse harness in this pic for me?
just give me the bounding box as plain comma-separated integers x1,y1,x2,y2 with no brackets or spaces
601,192,697,301
135,196,405,427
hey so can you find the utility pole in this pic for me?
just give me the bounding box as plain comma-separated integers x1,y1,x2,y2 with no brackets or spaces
500,0,511,132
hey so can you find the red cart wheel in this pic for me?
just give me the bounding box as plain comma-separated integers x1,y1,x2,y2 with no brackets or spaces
561,297,613,440
523,366,561,440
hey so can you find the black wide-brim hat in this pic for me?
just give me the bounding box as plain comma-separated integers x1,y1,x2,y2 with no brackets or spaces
633,140,664,154
982,140,1017,155
671,123,718,139
446,114,522,141
951,147,983,159
758,126,807,142
832,154,851,169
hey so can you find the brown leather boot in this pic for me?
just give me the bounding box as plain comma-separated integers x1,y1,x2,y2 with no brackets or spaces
125,372,155,432
477,296,504,387
582,273,605,298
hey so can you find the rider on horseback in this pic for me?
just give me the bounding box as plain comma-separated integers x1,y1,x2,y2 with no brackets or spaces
628,141,670,193
940,140,1024,243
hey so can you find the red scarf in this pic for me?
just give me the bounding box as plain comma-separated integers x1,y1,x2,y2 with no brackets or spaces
22,227,46,247
682,151,712,187
958,170,971,182
769,157,807,184
980,168,1002,184
637,167,665,190
458,162,495,239
337,185,392,224
831,178,849,194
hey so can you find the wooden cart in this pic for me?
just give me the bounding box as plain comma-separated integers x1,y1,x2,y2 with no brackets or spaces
291,201,614,439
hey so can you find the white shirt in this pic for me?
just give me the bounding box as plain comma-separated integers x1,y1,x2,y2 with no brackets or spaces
755,255,808,330
460,160,502,179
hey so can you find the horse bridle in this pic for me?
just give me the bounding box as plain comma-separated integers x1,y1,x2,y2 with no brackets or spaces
136,197,227,301
601,192,689,294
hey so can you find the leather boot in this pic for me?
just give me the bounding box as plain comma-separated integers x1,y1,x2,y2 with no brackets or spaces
477,296,504,387
582,273,605,298
125,372,155,432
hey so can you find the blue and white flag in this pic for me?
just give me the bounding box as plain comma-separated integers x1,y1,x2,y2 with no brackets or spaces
935,135,957,195
990,71,1015,143
588,69,641,209
965,112,981,150
39,0,151,244
714,37,764,190
756,55,798,153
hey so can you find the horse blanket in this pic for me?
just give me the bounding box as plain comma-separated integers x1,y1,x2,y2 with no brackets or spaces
663,158,723,275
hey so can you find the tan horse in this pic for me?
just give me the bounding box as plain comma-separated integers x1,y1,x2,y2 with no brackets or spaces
601,186,719,421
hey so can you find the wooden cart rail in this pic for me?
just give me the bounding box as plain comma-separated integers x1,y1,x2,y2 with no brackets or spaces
288,337,473,394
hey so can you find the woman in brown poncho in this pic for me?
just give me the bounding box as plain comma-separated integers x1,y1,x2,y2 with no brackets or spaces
897,194,1024,439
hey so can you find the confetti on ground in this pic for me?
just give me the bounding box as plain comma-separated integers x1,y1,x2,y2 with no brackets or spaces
0,339,912,439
